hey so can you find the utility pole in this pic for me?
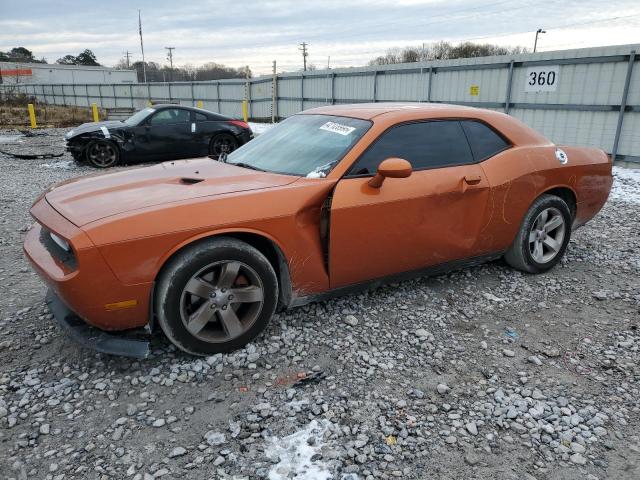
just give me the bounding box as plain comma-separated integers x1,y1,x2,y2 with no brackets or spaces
165,47,175,81
327,56,330,69
299,42,309,71
123,51,132,68
138,10,147,83
533,28,546,53
271,60,277,123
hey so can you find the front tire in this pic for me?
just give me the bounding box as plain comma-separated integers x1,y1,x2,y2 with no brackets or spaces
86,139,120,168
504,194,572,273
155,238,278,356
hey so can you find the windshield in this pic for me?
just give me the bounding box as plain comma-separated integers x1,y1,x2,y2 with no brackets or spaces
226,114,371,177
124,107,156,126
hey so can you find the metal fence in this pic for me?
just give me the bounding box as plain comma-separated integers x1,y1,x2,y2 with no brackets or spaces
2,44,638,162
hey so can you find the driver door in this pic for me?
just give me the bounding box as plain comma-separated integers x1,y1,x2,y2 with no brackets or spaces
135,107,194,160
329,120,492,289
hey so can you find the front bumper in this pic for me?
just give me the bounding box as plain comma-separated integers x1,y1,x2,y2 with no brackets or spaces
24,198,152,332
46,289,150,358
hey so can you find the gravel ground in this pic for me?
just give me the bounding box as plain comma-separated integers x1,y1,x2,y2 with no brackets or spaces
0,128,639,480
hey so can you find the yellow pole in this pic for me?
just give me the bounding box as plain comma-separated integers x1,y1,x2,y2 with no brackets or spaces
242,100,248,123
197,100,203,108
28,103,37,129
91,103,100,122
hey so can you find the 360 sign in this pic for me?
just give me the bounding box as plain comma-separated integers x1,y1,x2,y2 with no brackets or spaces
525,65,559,92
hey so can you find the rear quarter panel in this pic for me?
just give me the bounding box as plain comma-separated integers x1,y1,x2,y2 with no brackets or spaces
478,145,612,253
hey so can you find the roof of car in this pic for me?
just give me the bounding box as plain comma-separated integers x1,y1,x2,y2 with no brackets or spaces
303,102,494,120
150,104,230,119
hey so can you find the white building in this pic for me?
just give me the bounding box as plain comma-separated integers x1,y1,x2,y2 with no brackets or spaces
0,62,137,84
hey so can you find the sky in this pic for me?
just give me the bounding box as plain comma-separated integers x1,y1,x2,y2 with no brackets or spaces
0,0,639,75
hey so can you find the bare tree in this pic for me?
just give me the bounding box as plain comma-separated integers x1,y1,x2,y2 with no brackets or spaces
369,41,528,65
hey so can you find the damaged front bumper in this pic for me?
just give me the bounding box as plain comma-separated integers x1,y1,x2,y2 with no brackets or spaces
46,289,150,359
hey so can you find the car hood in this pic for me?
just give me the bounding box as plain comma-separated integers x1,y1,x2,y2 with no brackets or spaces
45,158,299,227
65,121,126,140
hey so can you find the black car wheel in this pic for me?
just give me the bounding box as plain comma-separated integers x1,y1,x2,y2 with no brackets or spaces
155,237,278,356
209,133,238,158
86,140,120,168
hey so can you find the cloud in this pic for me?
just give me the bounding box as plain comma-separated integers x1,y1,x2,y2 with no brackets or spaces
1,0,639,74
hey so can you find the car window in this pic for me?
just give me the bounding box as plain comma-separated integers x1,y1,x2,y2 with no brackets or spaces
226,114,371,177
461,120,510,161
149,108,191,125
195,112,208,122
349,120,474,175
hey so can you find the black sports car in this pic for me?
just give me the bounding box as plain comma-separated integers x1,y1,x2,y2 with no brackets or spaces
65,104,253,168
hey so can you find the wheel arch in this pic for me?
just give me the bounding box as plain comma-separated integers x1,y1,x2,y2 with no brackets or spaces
152,229,293,318
540,185,577,220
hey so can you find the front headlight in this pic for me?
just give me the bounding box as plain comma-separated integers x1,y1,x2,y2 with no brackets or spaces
49,232,70,252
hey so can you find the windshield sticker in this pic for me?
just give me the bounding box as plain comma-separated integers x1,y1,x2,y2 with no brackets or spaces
319,121,356,136
100,126,111,139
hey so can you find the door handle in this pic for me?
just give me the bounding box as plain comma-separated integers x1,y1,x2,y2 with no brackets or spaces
464,175,482,185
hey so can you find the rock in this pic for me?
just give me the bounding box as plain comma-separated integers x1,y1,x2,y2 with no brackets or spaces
483,293,504,302
436,383,451,395
465,422,478,436
169,446,187,458
571,443,586,454
502,349,515,357
344,315,359,326
570,453,587,465
152,419,166,427
528,355,542,366
592,291,607,301
204,431,226,446
464,452,481,465
415,328,430,338
39,423,50,435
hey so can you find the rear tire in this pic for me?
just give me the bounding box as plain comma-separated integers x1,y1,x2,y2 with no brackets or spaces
209,133,238,158
504,194,572,273
155,237,278,356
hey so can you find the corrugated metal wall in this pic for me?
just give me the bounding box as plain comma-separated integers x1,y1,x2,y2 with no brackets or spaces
2,44,638,161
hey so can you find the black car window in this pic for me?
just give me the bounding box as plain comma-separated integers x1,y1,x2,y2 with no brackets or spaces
195,112,208,122
349,120,474,175
149,108,190,125
461,120,510,161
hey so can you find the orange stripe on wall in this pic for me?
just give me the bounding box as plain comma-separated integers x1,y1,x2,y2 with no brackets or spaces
0,69,33,76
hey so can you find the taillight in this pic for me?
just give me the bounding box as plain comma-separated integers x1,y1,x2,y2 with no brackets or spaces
228,120,250,130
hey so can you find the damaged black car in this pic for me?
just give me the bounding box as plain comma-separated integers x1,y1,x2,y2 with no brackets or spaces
65,104,253,168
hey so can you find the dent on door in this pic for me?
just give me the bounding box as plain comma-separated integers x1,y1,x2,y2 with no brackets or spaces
328,164,491,288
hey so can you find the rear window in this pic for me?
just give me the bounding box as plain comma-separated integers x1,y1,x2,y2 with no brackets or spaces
461,120,510,161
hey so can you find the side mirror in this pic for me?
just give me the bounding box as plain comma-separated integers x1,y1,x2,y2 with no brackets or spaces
368,157,412,188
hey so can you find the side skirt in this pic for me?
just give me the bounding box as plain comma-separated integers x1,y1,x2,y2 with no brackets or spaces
288,252,504,308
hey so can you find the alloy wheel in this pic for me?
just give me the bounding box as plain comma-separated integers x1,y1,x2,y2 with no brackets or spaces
528,207,566,263
88,142,117,167
211,135,236,157
179,260,264,343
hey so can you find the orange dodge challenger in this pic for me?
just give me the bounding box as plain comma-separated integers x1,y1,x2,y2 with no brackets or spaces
24,104,612,357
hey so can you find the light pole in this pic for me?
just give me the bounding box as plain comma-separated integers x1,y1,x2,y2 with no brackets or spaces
534,28,546,53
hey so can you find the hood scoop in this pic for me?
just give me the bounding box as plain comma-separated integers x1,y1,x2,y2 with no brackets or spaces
179,177,204,185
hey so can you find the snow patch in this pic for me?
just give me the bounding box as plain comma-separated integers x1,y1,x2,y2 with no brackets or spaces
0,135,23,144
266,420,335,480
41,160,76,170
611,166,640,204
248,122,275,136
